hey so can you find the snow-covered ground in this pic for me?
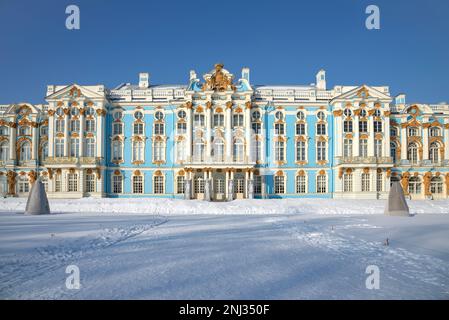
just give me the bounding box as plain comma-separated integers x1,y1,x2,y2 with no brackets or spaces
1,197,449,215
1,198,449,299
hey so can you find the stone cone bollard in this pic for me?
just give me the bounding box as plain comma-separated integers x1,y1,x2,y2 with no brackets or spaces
25,179,50,215
385,181,410,216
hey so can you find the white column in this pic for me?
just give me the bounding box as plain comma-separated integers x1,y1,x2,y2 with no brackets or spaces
353,115,360,157
48,114,54,157
444,123,449,161
422,126,429,160
225,102,232,162
245,102,251,162
205,103,212,162
186,105,192,161
384,117,391,157
31,124,38,160
401,126,407,160
79,169,84,195
96,110,104,158
335,116,342,157
64,111,69,157
225,170,229,198
79,111,85,157
368,117,374,157
9,124,16,160
245,170,249,198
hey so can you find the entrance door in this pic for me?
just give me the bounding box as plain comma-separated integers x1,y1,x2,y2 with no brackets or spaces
234,173,245,199
214,177,225,201
194,175,205,200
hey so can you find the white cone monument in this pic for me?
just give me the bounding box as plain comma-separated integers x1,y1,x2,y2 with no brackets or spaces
385,181,410,216
25,179,50,215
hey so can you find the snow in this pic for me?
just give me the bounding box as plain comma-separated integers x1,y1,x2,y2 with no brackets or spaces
1,198,449,299
0,197,448,215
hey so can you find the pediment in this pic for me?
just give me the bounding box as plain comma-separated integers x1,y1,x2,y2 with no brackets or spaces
332,85,392,102
46,84,105,100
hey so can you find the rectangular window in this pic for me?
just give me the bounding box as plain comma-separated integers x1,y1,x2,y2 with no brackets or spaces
85,119,95,132
134,123,144,135
296,123,305,135
343,120,353,133
55,138,64,157
359,139,368,158
317,123,326,135
359,121,368,133
374,140,382,157
55,175,62,192
113,122,123,135
55,119,65,133
274,123,285,135
374,121,382,133
194,114,205,127
154,123,164,135
317,141,326,161
176,122,186,134
70,120,80,133
251,122,261,134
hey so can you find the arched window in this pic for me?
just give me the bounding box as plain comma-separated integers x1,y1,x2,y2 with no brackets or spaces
194,175,204,194
132,140,144,162
132,175,143,194
153,140,165,162
213,139,224,162
274,140,285,162
317,141,326,161
360,139,368,158
17,176,29,193
233,138,244,162
85,138,96,157
374,139,382,157
390,142,397,163
112,140,122,161
408,177,421,194
296,174,306,193
85,173,95,193
20,141,31,161
430,176,443,194
296,140,306,162
176,175,185,194
407,142,418,164
176,139,186,162
213,112,224,127
70,138,79,157
343,139,353,157
67,173,78,192
343,173,353,192
429,142,440,163
193,139,205,162
274,175,285,194
0,141,9,162
316,174,327,193
112,173,123,194
361,173,370,192
55,138,64,157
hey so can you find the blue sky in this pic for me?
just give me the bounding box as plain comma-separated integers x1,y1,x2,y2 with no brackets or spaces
0,0,448,104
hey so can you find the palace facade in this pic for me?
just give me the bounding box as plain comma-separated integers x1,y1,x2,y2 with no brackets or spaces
1,64,448,200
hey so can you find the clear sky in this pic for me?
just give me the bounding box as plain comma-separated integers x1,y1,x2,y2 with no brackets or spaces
1,0,448,104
